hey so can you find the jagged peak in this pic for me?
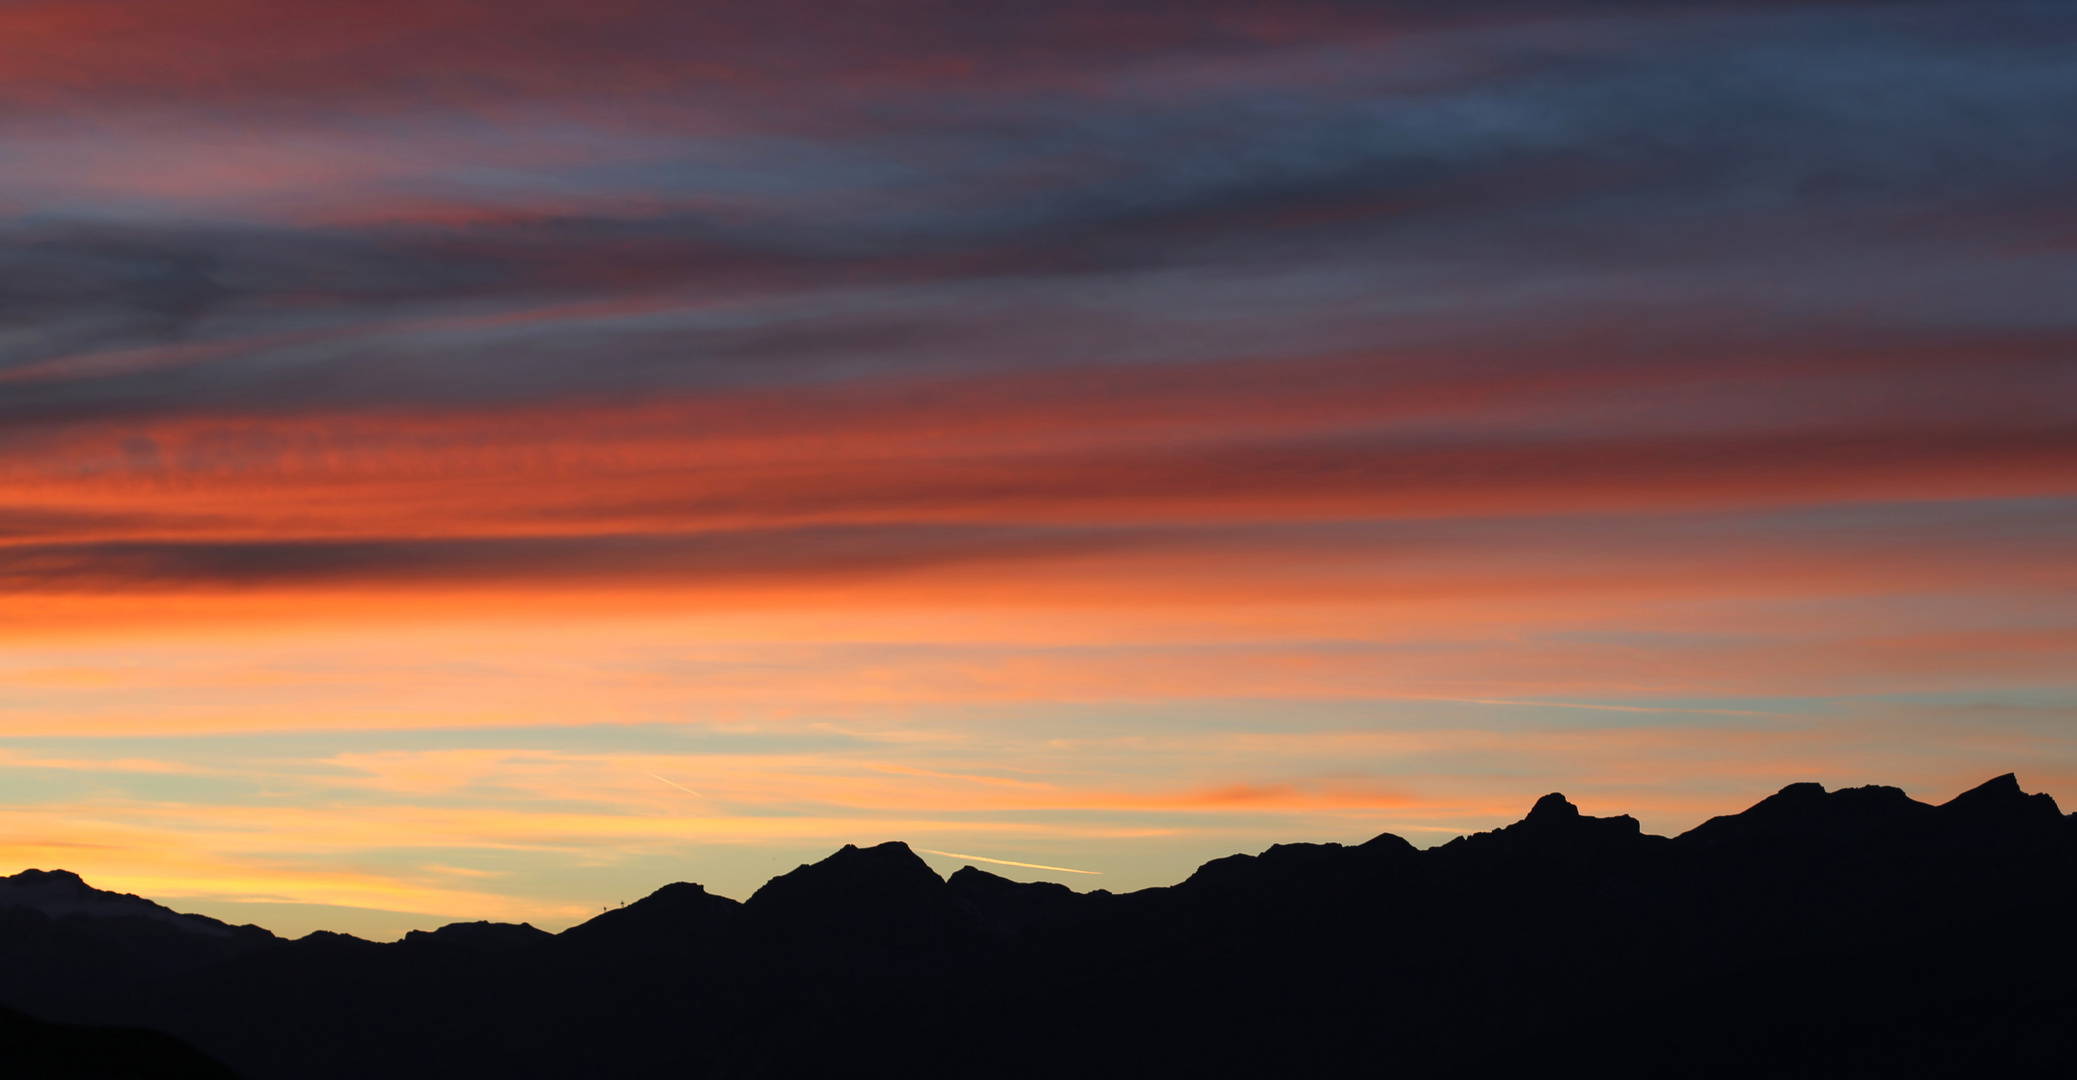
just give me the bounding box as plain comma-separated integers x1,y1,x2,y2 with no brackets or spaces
1938,772,2062,824
744,840,969,945
1435,791,1650,860
1514,792,1639,835
770,840,932,876
748,841,948,909
773,840,939,888
1526,793,1580,821
1948,772,2024,803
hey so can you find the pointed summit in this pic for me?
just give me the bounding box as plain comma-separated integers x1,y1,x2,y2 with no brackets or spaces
746,841,969,948
1437,790,1654,861
1937,773,2062,831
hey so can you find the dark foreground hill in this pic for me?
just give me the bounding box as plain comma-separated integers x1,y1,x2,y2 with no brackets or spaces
3,773,2072,1079
0,1004,241,1080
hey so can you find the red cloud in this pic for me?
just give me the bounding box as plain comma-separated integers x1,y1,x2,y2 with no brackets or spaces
0,0,1417,114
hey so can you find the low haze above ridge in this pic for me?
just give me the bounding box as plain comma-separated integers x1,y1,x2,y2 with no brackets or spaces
8,773,2070,946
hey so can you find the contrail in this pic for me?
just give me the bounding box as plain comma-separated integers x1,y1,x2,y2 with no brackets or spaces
916,848,1101,875
648,773,702,797
1438,697,1781,717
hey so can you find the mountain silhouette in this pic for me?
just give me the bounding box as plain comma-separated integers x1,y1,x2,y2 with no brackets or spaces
0,868,277,1030
2,773,2071,1079
747,841,973,952
1678,780,1932,846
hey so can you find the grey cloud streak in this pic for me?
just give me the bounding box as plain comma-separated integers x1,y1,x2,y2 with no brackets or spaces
0,1,2069,426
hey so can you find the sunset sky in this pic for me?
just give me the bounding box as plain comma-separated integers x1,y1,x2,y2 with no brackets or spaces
2,0,2073,938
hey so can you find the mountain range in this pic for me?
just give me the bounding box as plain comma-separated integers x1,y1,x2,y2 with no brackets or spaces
2,773,2071,1078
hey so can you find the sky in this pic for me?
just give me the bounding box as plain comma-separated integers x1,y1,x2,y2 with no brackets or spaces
1,0,2073,938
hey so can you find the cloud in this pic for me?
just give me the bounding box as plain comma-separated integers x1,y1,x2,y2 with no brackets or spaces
0,4,2069,417
0,0,2071,940
0,1,1606,115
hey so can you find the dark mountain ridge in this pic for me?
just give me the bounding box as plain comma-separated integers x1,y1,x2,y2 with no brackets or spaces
4,773,2072,1078
0,869,276,1019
